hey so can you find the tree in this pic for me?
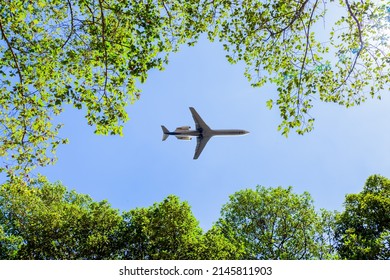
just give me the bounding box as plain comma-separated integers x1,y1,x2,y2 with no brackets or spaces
118,195,203,259
335,174,390,259
1,1,389,177
197,225,245,259
214,186,337,259
0,176,122,259
0,0,210,177
0,224,23,259
210,0,390,135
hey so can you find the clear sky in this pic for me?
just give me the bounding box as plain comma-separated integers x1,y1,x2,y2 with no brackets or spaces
37,31,390,230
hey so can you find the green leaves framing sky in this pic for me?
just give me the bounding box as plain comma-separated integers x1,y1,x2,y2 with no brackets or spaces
1,0,389,176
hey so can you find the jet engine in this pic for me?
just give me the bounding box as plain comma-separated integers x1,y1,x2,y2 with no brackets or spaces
175,126,191,131
176,136,192,140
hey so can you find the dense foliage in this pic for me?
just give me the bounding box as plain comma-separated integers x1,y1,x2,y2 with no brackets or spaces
1,0,389,177
118,195,203,260
1,175,388,260
335,175,390,259
0,176,122,259
1,0,388,260
214,186,337,259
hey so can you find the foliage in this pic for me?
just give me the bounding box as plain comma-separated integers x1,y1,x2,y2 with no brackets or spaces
335,174,390,259
209,0,390,136
1,1,389,177
118,195,203,259
197,225,245,259
315,209,340,259
2,175,390,259
0,176,122,259
0,224,23,259
0,0,210,177
214,186,337,259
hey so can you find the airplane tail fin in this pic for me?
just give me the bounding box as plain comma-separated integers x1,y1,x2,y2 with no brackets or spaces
161,125,169,141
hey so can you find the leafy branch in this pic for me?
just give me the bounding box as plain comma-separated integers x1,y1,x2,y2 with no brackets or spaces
331,0,365,94
62,0,75,49
98,0,109,99
0,18,23,84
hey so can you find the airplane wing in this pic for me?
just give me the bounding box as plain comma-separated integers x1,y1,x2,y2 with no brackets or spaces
189,107,211,132
193,135,211,159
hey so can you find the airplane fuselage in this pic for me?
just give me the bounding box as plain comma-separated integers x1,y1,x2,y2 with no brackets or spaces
166,129,249,138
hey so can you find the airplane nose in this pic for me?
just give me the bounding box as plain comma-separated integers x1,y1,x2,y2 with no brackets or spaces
243,130,249,134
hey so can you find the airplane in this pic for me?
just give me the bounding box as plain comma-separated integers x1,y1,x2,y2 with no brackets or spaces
161,107,249,159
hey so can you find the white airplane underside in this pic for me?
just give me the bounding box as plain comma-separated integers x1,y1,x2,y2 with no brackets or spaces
161,107,249,159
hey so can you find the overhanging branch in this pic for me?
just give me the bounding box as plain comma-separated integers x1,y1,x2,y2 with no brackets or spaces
0,18,24,84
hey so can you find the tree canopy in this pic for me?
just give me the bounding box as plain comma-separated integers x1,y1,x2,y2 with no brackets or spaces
1,1,389,259
2,175,390,259
214,186,337,259
0,176,122,259
118,195,203,260
335,174,390,259
212,0,390,135
1,0,389,177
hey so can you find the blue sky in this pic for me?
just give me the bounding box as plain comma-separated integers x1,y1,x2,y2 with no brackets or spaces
38,32,390,230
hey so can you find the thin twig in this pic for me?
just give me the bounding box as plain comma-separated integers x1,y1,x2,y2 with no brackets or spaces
62,0,75,48
272,0,310,36
161,1,172,23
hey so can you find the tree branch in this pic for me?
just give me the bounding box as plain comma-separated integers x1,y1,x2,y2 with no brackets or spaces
345,0,363,47
296,0,319,117
0,18,30,145
98,0,108,99
272,0,310,36
0,18,23,84
62,0,75,49
161,1,172,23
331,0,364,95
